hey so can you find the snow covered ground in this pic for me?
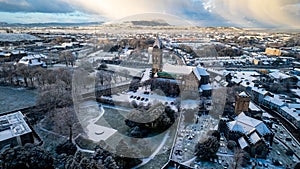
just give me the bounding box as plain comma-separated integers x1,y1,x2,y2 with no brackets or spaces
0,86,37,114
76,101,117,142
0,33,40,42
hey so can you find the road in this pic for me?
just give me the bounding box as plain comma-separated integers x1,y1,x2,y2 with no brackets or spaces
260,104,300,143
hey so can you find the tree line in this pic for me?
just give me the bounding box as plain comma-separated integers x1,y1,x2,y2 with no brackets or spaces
0,140,142,169
0,63,72,89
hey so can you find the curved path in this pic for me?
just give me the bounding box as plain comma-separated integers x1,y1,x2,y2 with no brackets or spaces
133,131,170,169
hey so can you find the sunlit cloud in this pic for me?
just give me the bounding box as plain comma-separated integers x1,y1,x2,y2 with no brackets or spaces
61,0,228,26
62,0,188,19
207,0,300,28
0,0,299,28
62,0,300,28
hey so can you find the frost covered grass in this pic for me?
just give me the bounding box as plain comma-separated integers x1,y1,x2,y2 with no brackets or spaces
0,86,37,113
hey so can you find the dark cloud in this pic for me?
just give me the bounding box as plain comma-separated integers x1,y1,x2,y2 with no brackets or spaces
0,0,74,13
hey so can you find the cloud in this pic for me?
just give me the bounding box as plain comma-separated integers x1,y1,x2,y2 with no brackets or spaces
206,0,300,28
63,0,300,28
61,0,230,26
0,11,103,23
0,0,299,28
0,0,74,13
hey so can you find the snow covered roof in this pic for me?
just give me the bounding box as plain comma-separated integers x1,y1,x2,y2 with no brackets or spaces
21,54,47,60
252,87,269,95
214,76,222,82
294,68,300,72
11,50,26,55
162,64,210,82
199,88,203,93
18,54,46,66
0,52,11,57
287,103,300,109
269,71,291,80
281,106,300,121
141,68,152,83
262,113,273,119
249,132,261,144
192,68,201,81
0,111,32,142
192,67,209,81
231,71,259,88
264,96,285,107
238,137,249,149
200,84,212,91
239,91,249,97
163,63,193,75
249,102,261,112
227,112,272,136
194,66,209,76
153,36,162,49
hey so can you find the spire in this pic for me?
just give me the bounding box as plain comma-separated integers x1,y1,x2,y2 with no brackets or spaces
153,35,162,49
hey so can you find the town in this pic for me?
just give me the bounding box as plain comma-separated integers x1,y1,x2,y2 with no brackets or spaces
0,22,300,169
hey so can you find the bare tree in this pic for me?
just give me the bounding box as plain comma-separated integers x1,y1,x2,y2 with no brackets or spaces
0,63,16,85
51,106,81,142
59,51,75,67
16,64,30,87
34,67,47,87
28,67,36,88
37,80,72,112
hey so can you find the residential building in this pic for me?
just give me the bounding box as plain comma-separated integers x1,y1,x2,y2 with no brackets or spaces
247,102,263,119
265,48,281,56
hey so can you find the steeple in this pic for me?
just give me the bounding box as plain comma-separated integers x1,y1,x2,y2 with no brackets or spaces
153,35,162,49
152,35,163,76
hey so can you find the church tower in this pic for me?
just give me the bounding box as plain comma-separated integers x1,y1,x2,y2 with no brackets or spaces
152,36,163,76
235,91,251,115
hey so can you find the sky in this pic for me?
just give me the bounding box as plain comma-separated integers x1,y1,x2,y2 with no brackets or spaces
0,0,299,28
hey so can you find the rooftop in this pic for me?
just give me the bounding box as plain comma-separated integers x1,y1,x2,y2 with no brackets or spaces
281,106,300,121
153,36,162,49
227,112,272,136
162,63,209,81
200,84,212,91
163,63,193,76
249,131,261,144
252,87,269,95
269,71,291,80
238,137,249,149
264,96,285,107
0,111,32,142
249,102,261,112
239,91,249,97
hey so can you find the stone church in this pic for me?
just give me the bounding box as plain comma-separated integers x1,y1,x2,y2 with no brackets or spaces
149,36,212,98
